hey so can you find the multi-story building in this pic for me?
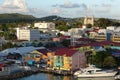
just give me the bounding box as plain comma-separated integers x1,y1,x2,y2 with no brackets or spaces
16,28,40,41
94,34,107,41
34,22,55,30
34,22,57,38
53,48,87,71
68,28,85,46
112,33,120,42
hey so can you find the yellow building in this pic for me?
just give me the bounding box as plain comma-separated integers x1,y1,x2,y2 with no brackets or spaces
23,49,49,62
94,35,106,41
112,35,120,42
47,52,55,68
63,56,72,70
23,50,42,62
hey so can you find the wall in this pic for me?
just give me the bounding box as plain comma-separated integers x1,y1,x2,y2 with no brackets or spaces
72,51,87,71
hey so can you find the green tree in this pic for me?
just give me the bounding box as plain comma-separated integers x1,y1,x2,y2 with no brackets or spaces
57,33,63,37
103,56,116,68
8,34,17,40
0,32,4,37
56,25,71,31
92,51,111,67
2,42,14,50
2,24,9,31
86,24,92,28
10,29,16,34
0,24,3,30
38,42,43,47
95,18,111,28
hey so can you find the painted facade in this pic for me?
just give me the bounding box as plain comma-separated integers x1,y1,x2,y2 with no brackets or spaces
72,51,87,70
53,48,87,71
23,49,49,62
63,56,72,70
53,56,63,70
47,52,54,68
23,50,42,62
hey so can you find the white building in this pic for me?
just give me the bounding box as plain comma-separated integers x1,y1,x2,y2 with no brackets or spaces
34,22,55,29
98,29,106,34
68,28,84,38
114,27,120,32
16,28,40,41
107,26,116,31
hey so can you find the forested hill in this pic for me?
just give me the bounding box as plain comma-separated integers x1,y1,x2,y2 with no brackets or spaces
0,13,120,28
0,13,36,23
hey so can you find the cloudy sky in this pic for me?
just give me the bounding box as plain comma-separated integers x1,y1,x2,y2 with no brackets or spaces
0,0,120,19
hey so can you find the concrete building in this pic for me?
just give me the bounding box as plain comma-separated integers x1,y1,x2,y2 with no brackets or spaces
68,28,85,46
34,22,55,30
68,28,84,38
16,28,40,41
112,32,120,42
107,26,116,31
94,34,107,41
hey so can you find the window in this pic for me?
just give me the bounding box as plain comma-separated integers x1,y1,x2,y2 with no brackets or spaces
96,70,103,72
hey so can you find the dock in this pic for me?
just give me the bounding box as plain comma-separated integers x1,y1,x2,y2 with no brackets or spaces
0,67,73,79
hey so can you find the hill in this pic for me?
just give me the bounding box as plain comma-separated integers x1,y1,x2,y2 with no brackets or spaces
38,15,72,21
0,13,36,23
0,13,120,27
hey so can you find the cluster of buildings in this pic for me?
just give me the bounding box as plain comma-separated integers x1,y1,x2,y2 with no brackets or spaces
0,46,87,71
0,16,120,72
23,47,87,71
13,16,120,46
16,22,57,42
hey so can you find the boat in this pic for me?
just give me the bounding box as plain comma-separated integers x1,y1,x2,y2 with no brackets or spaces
76,77,115,80
74,64,95,76
74,65,117,78
115,74,120,80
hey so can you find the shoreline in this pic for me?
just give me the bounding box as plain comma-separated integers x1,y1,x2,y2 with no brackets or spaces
0,68,73,79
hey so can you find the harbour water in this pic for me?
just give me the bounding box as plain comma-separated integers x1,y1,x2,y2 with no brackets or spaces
15,73,115,80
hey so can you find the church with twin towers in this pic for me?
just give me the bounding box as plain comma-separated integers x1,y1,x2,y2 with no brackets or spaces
84,16,94,27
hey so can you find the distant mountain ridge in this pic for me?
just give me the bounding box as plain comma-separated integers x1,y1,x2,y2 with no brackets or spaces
0,13,35,19
38,15,72,21
0,13,119,24
0,13,36,23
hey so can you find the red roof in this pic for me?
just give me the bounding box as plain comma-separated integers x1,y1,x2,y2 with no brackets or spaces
70,41,120,48
0,64,5,68
93,29,99,32
77,38,94,42
60,36,70,39
55,48,78,57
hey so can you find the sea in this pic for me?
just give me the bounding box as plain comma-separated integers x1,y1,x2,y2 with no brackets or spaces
15,73,115,80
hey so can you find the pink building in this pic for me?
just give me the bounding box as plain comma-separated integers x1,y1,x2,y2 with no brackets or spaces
72,51,87,71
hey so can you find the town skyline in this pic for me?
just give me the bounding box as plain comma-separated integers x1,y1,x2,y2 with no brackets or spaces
0,0,120,19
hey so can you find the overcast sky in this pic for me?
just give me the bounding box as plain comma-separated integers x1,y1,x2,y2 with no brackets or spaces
0,0,120,19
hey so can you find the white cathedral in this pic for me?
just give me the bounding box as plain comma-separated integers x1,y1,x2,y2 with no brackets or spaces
84,16,94,26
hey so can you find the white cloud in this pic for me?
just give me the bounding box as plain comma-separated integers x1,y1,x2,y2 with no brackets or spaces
53,1,80,8
0,0,29,13
80,3,90,11
0,0,50,17
94,4,111,13
50,8,61,14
